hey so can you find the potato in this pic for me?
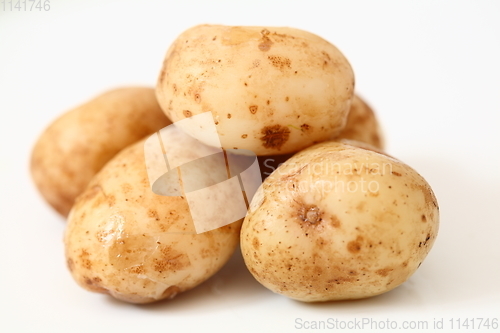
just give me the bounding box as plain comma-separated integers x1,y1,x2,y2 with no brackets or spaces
156,24,354,155
334,95,384,149
65,137,243,304
31,87,172,216
241,141,439,302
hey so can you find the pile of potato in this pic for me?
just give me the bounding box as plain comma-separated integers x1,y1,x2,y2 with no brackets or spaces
31,24,438,304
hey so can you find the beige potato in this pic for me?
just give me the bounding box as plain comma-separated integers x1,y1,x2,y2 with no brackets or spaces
241,141,439,302
31,87,172,216
65,138,242,304
156,24,354,155
334,95,384,149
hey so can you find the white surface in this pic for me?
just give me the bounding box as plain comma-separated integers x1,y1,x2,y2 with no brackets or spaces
1,1,499,332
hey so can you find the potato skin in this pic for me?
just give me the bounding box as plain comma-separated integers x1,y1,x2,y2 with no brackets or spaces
65,139,242,304
156,24,354,155
334,95,384,149
31,87,172,216
241,141,439,302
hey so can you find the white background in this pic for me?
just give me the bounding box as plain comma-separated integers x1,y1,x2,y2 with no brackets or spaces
1,1,499,332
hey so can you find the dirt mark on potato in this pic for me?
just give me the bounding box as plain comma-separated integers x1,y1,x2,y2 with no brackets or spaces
258,29,273,51
347,236,364,254
268,55,291,70
260,125,290,150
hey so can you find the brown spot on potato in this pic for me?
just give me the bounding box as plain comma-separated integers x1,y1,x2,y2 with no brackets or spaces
252,237,260,250
313,266,323,276
79,249,92,270
158,68,166,84
148,209,160,221
347,237,363,253
258,29,273,51
183,110,192,118
421,214,427,222
267,55,291,70
121,183,133,194
327,276,355,284
227,113,232,119
154,246,191,273
194,93,201,103
107,195,116,207
285,96,289,102
356,201,366,212
83,276,108,293
199,247,216,259
249,105,258,114
96,229,115,243
316,237,327,248
128,265,145,274
376,268,393,277
330,215,341,228
260,125,290,150
241,134,248,139
423,233,431,246
300,124,311,132
392,171,402,177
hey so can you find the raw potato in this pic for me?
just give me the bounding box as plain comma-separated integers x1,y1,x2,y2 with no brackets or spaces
334,95,384,149
241,141,439,302
31,87,172,216
156,24,354,155
65,138,242,304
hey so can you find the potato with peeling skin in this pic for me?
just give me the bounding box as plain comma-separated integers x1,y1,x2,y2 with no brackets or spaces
65,138,242,304
156,24,354,155
241,141,439,302
333,95,385,149
31,87,172,217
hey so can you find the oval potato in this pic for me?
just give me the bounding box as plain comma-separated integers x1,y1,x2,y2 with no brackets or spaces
156,24,354,155
65,138,242,304
241,141,439,302
31,87,172,216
